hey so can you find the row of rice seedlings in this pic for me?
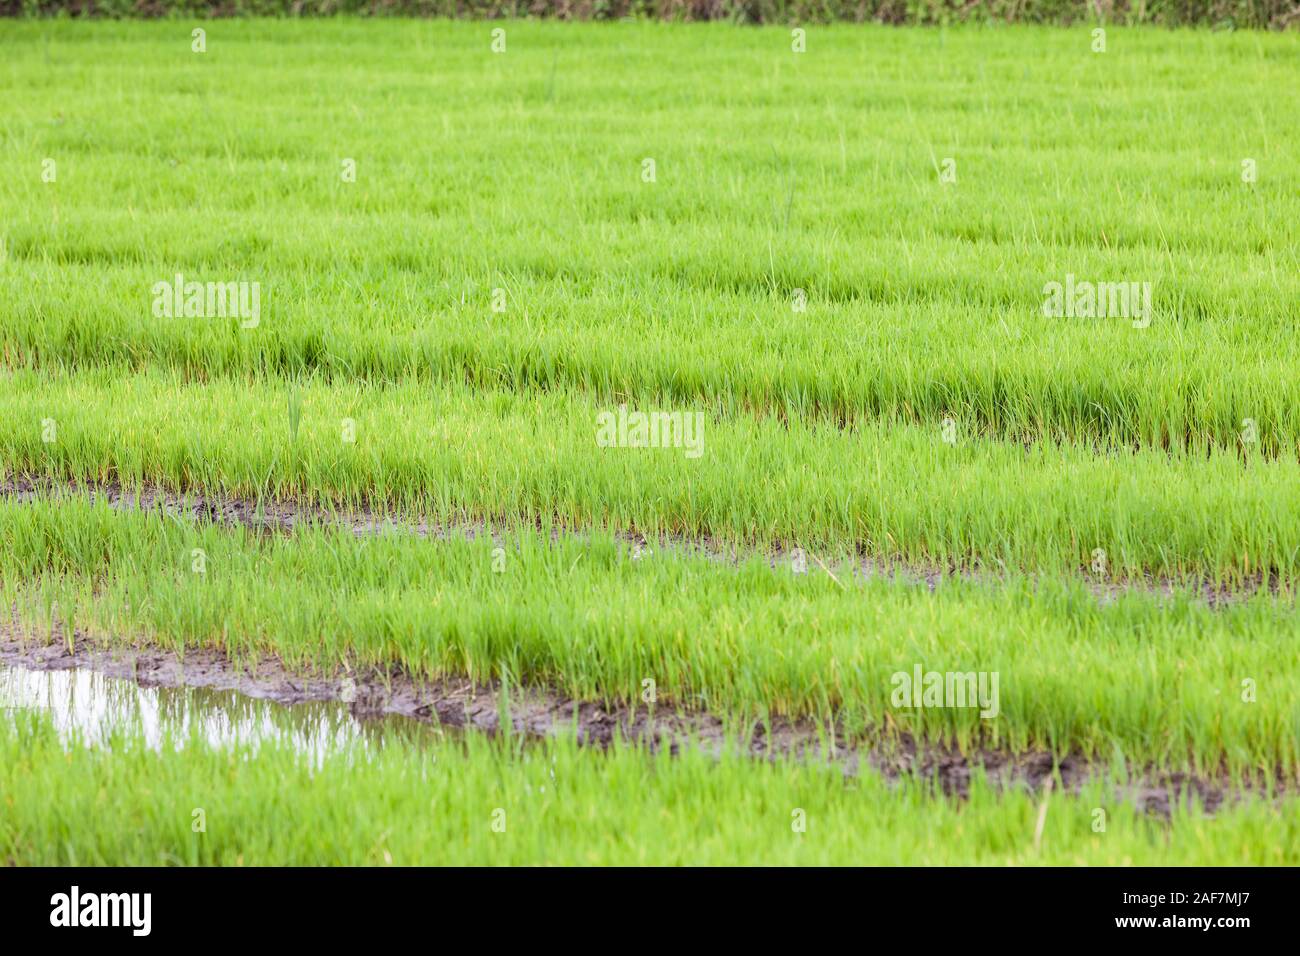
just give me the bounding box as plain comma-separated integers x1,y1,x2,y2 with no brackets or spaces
3,367,1299,585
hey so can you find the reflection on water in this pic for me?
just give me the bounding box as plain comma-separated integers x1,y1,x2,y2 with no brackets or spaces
0,663,437,763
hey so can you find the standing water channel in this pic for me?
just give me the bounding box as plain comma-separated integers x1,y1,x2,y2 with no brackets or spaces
0,661,436,763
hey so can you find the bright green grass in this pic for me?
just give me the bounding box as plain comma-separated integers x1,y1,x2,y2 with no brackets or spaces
4,367,1299,584
1,710,1294,866
2,21,1298,864
1,21,1297,451
6,497,1298,773
2,22,1298,586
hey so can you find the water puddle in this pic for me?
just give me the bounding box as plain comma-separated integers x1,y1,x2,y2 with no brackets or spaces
0,662,436,764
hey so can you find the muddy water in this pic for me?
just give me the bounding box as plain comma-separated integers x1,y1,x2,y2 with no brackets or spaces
0,662,436,763
0,632,1263,813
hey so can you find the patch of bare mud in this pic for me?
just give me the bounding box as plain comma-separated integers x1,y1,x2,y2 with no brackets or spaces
0,621,1279,817
1,474,1284,608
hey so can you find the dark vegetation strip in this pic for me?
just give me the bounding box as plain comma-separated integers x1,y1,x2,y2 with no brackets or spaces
3,0,1295,29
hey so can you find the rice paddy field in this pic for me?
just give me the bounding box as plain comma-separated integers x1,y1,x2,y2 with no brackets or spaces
1,17,1298,868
